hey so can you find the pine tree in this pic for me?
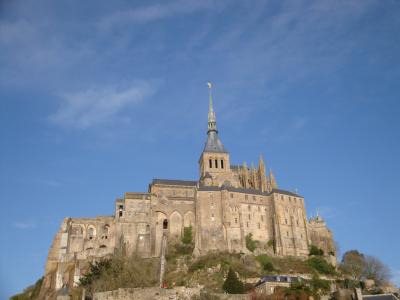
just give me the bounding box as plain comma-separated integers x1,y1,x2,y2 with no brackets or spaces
222,268,245,294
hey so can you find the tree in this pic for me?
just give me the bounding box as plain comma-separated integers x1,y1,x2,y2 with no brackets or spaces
245,233,257,252
363,255,391,285
222,268,245,294
341,250,365,281
309,245,324,256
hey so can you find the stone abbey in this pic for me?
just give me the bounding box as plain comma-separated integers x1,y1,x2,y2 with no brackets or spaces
41,86,336,293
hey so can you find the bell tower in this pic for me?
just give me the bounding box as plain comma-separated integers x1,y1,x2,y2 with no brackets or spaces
199,83,232,187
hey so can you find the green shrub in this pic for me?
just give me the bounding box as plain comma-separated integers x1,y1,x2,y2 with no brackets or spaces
10,277,43,300
307,256,336,275
222,268,245,294
182,226,193,245
256,255,275,272
245,233,257,252
309,245,324,256
309,275,331,294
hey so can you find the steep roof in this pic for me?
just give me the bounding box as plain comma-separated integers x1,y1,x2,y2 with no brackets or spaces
152,179,197,187
203,130,227,153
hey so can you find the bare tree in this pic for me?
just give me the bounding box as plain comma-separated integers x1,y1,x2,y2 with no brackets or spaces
340,250,365,281
363,255,391,285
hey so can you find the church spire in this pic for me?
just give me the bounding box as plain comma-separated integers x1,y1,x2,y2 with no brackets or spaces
269,168,278,189
207,82,217,133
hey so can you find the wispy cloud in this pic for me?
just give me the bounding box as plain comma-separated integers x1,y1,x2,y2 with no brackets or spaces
99,0,218,30
49,81,157,129
13,222,36,230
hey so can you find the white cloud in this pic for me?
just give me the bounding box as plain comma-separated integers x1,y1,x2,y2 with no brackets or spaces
13,222,36,229
49,81,157,129
99,0,217,30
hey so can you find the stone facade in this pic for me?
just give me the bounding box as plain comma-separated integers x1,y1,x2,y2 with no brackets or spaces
40,88,336,296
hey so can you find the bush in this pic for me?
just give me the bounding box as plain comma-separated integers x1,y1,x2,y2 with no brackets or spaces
79,255,158,294
256,255,275,272
10,277,43,300
182,226,194,245
309,275,330,294
245,233,257,252
307,257,336,275
222,268,245,294
309,245,324,256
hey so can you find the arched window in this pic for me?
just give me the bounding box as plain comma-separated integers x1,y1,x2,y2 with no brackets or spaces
221,159,224,169
209,159,212,168
215,159,218,168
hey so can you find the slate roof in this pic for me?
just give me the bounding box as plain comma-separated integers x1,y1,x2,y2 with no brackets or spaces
198,185,302,197
363,295,400,300
203,131,228,153
152,179,197,187
271,188,302,197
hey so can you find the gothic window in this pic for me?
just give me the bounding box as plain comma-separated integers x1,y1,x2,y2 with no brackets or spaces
221,159,224,169
209,159,212,168
215,159,218,168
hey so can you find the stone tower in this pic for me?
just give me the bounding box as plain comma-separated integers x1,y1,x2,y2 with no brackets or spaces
199,83,234,187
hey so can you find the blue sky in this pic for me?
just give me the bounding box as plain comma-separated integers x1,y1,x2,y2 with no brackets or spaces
1,0,400,297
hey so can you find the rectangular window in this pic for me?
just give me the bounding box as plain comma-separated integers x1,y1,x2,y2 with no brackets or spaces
230,193,233,198
246,222,249,228
215,159,218,168
248,214,251,220
209,159,212,168
221,159,224,169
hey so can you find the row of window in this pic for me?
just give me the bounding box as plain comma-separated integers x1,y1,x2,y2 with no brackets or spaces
209,159,224,169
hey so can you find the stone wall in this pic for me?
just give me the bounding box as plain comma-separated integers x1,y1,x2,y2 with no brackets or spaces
93,287,200,300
